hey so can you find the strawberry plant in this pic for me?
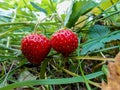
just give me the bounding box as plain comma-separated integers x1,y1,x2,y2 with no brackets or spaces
0,0,120,90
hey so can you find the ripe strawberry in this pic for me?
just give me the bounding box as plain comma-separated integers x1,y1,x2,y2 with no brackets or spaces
21,34,51,64
51,28,78,56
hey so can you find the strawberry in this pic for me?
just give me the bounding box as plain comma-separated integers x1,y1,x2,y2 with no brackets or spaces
21,34,51,64
51,28,78,56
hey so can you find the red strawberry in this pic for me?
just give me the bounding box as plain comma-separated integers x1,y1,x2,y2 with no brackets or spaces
21,34,51,64
51,28,78,56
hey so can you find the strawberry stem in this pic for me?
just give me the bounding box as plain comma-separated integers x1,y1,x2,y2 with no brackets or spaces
33,18,41,33
33,17,47,34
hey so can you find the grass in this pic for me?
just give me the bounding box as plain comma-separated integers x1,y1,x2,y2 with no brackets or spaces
0,0,120,89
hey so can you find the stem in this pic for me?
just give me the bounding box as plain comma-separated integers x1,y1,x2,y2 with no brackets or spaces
79,61,91,90
33,18,41,33
76,1,120,33
110,0,118,11
61,67,79,76
88,81,101,88
71,56,115,61
95,10,120,23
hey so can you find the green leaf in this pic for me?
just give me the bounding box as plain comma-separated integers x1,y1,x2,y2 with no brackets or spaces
81,29,120,55
30,2,47,14
40,0,53,14
81,40,105,55
0,2,14,9
65,0,98,28
89,25,110,39
18,70,36,82
18,0,26,8
40,59,49,79
101,30,120,43
0,71,104,90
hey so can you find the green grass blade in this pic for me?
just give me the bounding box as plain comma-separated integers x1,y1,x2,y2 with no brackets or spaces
40,59,50,79
80,63,91,90
0,71,104,90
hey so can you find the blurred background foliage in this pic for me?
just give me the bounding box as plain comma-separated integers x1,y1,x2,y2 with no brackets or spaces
0,0,120,90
